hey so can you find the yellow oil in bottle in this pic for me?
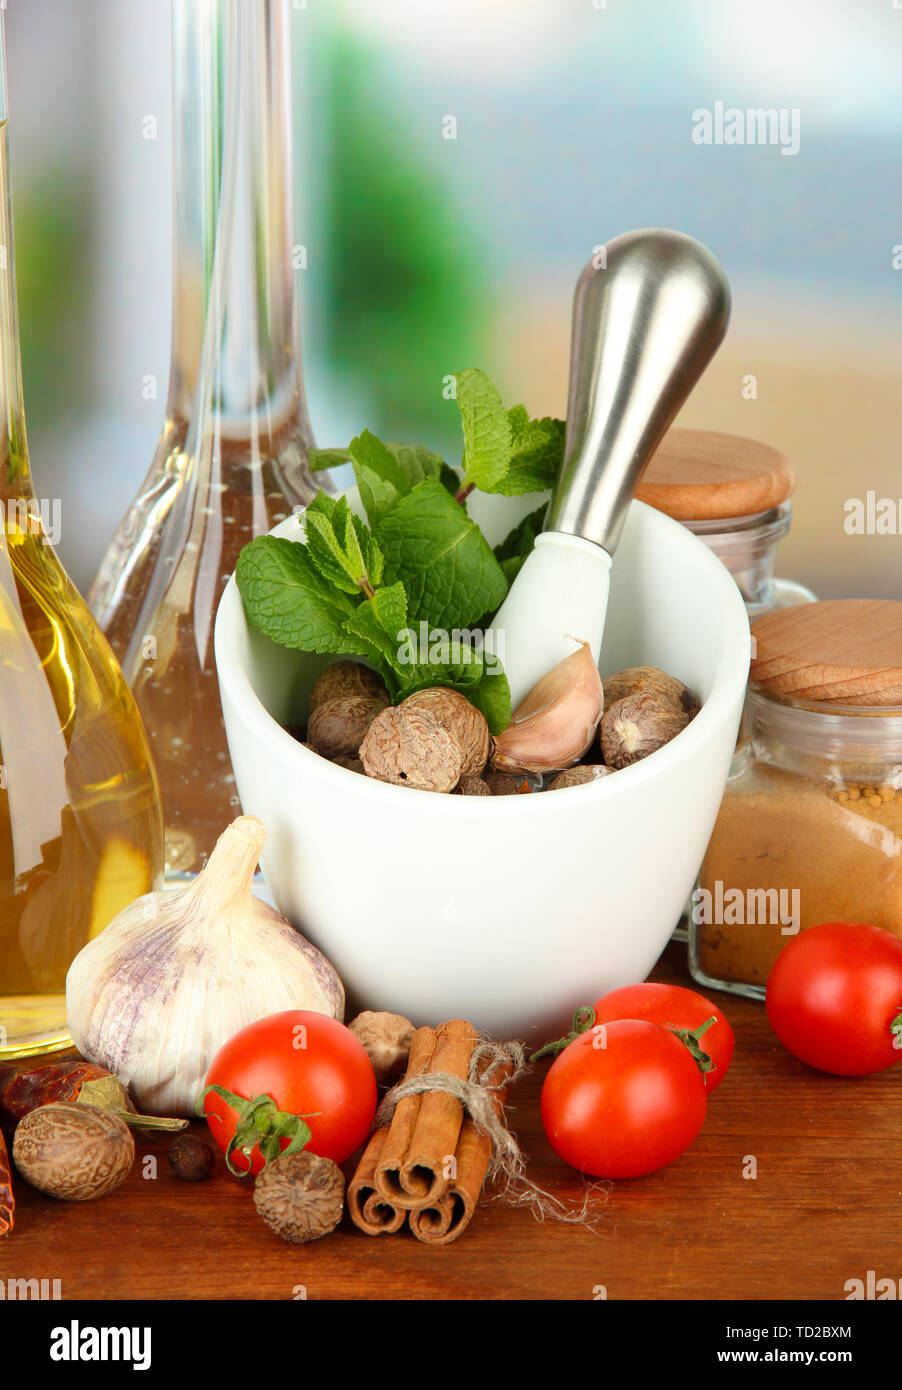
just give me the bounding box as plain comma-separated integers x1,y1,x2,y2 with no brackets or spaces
0,114,163,1059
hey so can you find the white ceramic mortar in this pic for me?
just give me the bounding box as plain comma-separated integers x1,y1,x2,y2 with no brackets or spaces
214,493,749,1042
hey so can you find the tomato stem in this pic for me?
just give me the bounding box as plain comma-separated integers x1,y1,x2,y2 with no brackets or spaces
530,1005,597,1062
196,1083,318,1177
891,1006,902,1051
669,1015,718,1076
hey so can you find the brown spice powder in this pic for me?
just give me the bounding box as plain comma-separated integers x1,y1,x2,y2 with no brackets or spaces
697,765,902,986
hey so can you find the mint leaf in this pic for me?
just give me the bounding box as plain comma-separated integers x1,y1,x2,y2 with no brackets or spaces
309,447,353,471
455,368,512,494
306,490,341,521
454,373,563,499
507,404,530,442
349,513,385,588
342,582,408,689
493,502,548,582
347,429,412,525
495,415,565,496
303,492,384,596
236,536,362,655
312,439,460,500
383,442,458,496
375,477,508,630
466,666,512,734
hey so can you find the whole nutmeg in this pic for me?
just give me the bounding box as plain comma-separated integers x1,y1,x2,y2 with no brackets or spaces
602,666,699,718
308,694,386,760
168,1131,215,1181
600,693,690,769
360,705,464,792
454,775,491,796
547,764,613,791
254,1150,345,1244
13,1103,134,1201
348,1010,415,1082
400,688,490,776
309,661,389,713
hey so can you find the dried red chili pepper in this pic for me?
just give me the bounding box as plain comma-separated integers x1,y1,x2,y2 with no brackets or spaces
0,1060,186,1133
0,1130,13,1235
0,1060,110,1126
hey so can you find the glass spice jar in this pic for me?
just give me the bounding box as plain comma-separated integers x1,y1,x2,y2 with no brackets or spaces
637,428,818,944
689,599,902,999
636,428,816,619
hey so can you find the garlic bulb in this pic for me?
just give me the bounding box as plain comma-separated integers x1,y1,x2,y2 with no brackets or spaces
491,638,603,775
66,817,344,1117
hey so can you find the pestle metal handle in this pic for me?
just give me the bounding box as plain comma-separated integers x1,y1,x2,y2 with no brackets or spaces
545,230,731,554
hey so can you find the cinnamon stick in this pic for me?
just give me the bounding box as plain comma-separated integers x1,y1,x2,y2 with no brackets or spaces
408,1192,459,1243
373,1026,435,1206
397,1019,478,1207
409,1050,515,1245
347,1128,406,1236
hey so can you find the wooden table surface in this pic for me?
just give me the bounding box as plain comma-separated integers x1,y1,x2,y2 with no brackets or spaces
1,944,897,1302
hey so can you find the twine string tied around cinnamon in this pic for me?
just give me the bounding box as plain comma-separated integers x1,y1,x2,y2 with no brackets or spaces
373,1035,607,1229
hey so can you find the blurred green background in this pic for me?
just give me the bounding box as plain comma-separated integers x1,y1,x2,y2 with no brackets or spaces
6,0,902,599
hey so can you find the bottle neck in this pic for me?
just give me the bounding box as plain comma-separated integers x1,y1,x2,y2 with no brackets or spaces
167,0,312,445
0,16,33,507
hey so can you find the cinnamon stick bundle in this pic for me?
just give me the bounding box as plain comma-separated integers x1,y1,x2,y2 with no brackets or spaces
349,1018,513,1245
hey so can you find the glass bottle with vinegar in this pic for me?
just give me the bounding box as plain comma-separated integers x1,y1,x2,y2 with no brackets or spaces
89,0,319,876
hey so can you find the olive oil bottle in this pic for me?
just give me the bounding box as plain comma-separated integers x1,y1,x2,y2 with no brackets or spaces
0,19,163,1060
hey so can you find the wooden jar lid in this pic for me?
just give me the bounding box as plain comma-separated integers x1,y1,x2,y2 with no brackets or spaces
750,600,902,706
636,428,795,520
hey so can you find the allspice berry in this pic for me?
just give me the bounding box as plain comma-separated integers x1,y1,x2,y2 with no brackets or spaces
360,705,464,792
547,764,612,790
254,1150,345,1245
602,666,699,718
600,693,690,769
348,1010,415,1082
309,661,389,713
308,694,386,760
400,688,490,776
168,1131,215,1182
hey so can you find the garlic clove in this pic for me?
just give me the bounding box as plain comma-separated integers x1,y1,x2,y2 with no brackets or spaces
65,817,345,1118
490,638,603,776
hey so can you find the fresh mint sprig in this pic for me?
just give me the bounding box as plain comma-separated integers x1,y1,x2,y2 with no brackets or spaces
309,367,565,510
453,368,565,503
238,368,561,738
236,488,512,732
303,492,384,598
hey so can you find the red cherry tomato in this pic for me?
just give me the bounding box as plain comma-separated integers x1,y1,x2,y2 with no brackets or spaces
592,983,735,1091
766,922,902,1076
201,1010,377,1173
540,1019,708,1179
